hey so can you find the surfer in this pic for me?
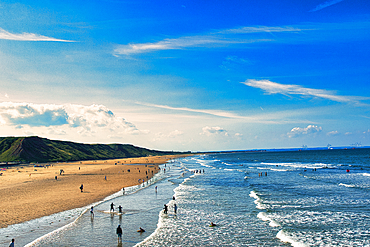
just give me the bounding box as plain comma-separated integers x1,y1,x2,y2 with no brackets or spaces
210,222,217,227
116,225,123,242
118,205,122,213
137,227,145,232
110,202,115,212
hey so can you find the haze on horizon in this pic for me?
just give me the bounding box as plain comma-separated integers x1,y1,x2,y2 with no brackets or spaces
0,0,369,152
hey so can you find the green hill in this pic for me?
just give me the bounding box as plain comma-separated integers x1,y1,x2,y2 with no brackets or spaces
0,136,188,163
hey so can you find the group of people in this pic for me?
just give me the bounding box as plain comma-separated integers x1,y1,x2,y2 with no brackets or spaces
163,196,178,214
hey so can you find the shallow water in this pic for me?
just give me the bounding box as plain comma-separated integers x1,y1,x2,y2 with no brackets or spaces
2,148,370,246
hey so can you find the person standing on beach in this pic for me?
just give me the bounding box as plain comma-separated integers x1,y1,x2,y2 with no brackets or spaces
116,225,123,243
9,238,15,247
80,184,83,192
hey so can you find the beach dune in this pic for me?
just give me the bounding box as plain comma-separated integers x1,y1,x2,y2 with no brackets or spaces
0,155,183,228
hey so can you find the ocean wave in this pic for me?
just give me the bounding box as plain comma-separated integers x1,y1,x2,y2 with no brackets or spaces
276,230,308,247
339,183,356,188
257,212,281,227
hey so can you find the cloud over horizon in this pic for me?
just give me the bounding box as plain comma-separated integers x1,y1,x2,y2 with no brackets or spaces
287,125,322,138
0,102,140,136
200,126,229,136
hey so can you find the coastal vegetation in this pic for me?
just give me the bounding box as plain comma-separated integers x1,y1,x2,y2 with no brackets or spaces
0,136,187,163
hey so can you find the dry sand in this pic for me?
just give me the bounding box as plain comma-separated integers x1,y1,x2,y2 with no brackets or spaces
0,155,187,228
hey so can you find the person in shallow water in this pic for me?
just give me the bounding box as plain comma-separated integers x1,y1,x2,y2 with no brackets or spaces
174,203,177,214
110,202,115,212
90,206,94,217
116,225,123,242
9,238,15,247
118,205,122,213
163,204,168,214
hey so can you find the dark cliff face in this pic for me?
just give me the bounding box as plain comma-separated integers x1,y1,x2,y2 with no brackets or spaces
0,136,186,163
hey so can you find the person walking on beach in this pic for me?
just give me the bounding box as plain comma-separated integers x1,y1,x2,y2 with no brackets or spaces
122,187,125,195
110,202,115,212
9,238,15,247
116,225,123,243
80,184,83,192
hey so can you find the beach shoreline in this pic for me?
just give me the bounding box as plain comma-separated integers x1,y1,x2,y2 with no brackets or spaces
0,155,189,228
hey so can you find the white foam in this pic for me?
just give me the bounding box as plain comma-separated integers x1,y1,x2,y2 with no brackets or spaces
362,173,370,177
276,230,308,247
251,193,266,210
339,183,356,188
257,212,270,221
249,191,259,199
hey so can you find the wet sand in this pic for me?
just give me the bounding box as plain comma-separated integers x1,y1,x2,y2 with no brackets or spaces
0,155,187,228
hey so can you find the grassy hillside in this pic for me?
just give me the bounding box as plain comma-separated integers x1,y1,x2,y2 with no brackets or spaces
0,136,187,163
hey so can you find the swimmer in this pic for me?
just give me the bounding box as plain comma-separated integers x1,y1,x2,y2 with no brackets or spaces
137,227,145,232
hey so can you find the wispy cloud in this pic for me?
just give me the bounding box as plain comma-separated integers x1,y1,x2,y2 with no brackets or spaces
131,101,318,125
135,101,246,119
242,79,370,104
114,26,301,55
309,0,345,12
0,28,74,42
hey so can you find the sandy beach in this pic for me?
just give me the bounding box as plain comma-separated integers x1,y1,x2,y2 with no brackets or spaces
0,155,187,228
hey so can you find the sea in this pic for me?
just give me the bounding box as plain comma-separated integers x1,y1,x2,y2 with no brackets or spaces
1,148,370,246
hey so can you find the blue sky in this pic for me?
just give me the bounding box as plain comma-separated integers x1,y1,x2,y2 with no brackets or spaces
0,0,369,151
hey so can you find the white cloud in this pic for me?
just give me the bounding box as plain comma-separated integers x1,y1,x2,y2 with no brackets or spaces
0,28,74,42
287,125,322,138
327,130,340,136
0,102,141,136
242,79,370,104
309,0,345,12
200,126,229,136
113,26,300,55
